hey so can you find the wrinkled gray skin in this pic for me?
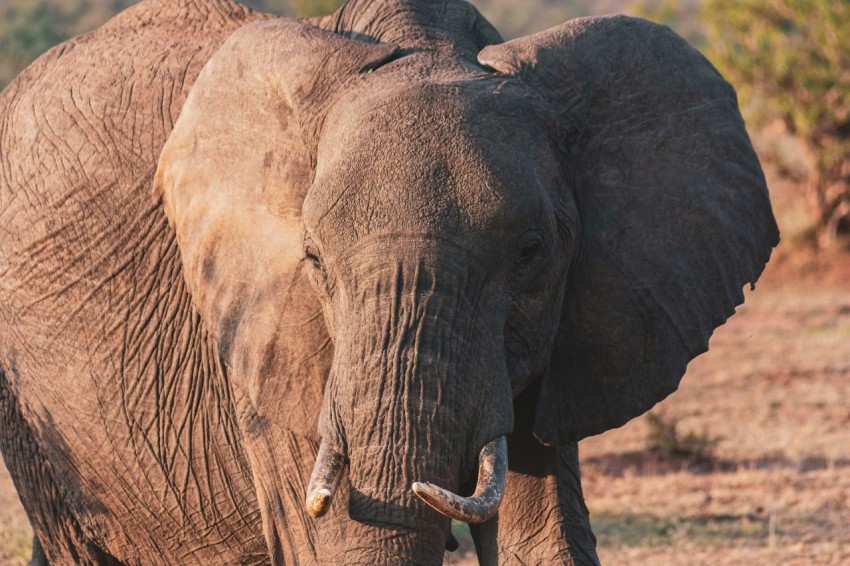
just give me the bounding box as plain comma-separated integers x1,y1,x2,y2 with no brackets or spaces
0,0,778,564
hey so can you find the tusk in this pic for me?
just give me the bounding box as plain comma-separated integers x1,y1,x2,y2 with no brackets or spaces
412,436,507,524
305,439,345,519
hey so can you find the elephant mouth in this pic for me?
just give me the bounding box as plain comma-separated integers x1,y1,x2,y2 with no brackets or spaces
305,436,508,524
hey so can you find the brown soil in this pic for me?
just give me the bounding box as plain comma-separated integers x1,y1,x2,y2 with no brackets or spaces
0,469,30,565
581,249,850,565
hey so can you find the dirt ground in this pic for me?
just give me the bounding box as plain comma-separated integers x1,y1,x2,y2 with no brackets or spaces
574,168,850,565
0,470,30,565
582,256,850,565
3,177,850,564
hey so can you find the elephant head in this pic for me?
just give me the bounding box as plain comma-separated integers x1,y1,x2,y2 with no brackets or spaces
153,0,778,562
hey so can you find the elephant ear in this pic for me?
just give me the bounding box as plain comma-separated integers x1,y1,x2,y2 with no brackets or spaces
154,19,398,441
479,16,779,442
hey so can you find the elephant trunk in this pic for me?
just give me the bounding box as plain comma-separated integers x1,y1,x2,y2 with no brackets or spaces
314,247,513,563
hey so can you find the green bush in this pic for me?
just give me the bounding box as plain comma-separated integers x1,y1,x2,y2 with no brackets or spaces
289,0,343,17
0,1,66,86
701,0,850,247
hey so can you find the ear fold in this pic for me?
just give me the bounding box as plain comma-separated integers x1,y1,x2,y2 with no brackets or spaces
153,19,398,441
480,16,779,443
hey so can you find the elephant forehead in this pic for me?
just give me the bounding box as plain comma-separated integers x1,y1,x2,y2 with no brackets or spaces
304,80,555,248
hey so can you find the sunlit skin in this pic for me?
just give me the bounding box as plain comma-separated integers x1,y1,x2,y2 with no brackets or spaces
0,0,776,564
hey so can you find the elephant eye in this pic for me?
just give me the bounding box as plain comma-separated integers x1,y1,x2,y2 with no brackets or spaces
305,249,322,268
512,231,548,286
303,239,330,293
515,233,545,268
303,239,325,272
517,241,543,266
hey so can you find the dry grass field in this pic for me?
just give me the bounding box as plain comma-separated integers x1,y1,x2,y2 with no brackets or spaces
3,179,849,566
577,169,850,564
583,260,850,565
0,471,30,565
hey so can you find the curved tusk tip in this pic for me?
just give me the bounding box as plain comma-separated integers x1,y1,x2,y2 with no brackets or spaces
306,488,332,518
412,481,448,511
411,481,438,498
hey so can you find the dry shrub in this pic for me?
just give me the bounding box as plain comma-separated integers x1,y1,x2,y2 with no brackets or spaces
645,412,722,460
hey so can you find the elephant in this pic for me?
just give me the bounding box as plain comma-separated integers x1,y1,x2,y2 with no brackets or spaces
0,0,778,564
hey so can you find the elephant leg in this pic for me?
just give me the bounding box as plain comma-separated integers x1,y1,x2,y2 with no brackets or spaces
494,384,599,565
469,516,498,565
496,444,598,565
0,366,122,565
31,536,48,566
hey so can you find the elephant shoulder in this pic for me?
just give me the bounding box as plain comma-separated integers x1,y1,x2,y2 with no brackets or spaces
0,0,267,348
